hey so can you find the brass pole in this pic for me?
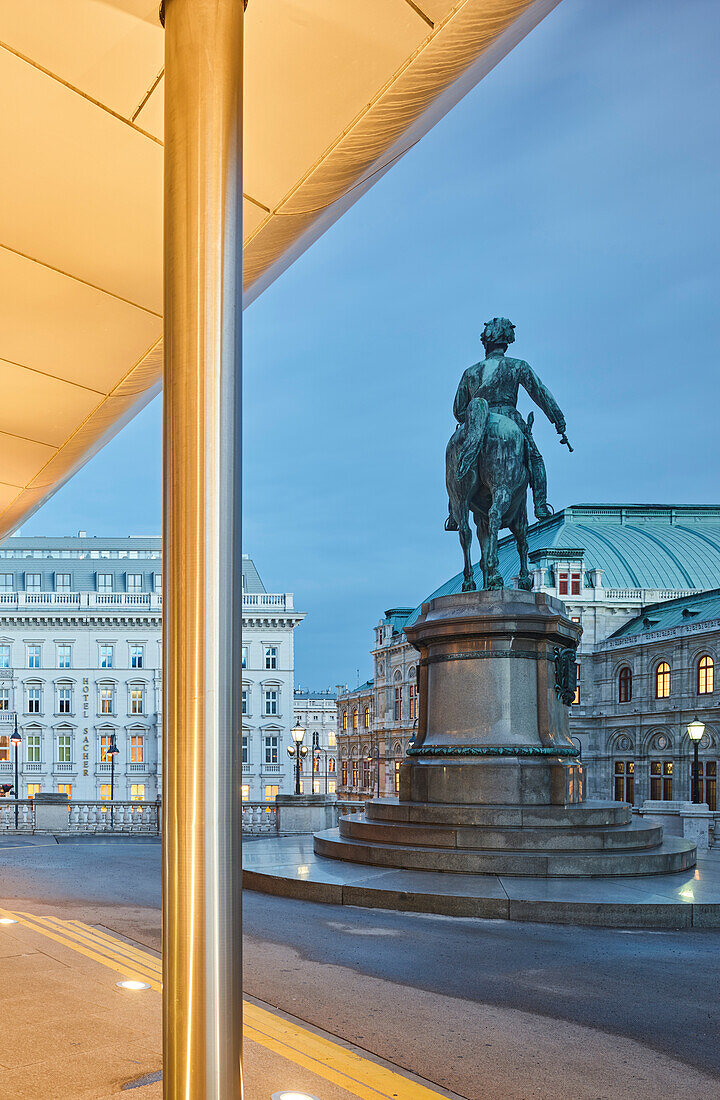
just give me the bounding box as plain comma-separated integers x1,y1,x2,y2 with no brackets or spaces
163,1,243,1096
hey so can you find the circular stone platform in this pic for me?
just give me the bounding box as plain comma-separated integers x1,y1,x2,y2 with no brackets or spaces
242,831,720,929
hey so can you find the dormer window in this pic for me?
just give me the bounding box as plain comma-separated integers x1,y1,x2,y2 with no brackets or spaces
558,571,582,597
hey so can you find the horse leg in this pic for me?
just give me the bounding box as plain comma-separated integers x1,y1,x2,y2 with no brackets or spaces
510,502,532,591
486,489,509,589
473,510,490,589
458,503,476,592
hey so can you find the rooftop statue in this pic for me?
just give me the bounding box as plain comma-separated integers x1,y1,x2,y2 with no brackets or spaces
445,317,572,592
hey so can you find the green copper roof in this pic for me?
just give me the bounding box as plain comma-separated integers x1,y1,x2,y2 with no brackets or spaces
408,505,720,627
609,587,720,638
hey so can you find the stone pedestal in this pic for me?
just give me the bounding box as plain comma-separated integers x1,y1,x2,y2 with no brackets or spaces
276,794,336,835
641,800,713,851
316,591,696,877
400,589,583,806
33,792,69,833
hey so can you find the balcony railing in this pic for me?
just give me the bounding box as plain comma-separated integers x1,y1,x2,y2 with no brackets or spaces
241,801,277,833
0,592,162,610
0,800,35,831
68,801,160,834
336,800,365,824
242,593,293,611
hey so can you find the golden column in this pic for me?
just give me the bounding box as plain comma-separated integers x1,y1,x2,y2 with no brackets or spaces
162,1,243,1095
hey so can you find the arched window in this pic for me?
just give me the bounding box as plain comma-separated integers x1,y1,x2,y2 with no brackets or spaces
698,655,714,695
364,706,370,728
352,708,358,730
342,710,347,731
618,666,632,703
655,662,671,699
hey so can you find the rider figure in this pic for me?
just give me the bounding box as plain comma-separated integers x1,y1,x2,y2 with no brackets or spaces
447,317,567,525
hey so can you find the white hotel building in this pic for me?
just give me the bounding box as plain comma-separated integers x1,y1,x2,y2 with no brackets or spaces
0,537,302,805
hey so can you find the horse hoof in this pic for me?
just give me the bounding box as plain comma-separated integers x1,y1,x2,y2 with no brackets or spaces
517,575,533,592
461,580,477,593
487,574,504,590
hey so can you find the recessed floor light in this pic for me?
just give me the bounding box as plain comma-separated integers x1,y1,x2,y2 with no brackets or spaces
116,980,150,990
272,1093,320,1100
0,918,17,925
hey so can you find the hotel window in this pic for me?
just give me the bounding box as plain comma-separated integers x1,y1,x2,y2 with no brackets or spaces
618,666,632,703
0,689,9,711
0,573,12,592
263,689,278,716
55,573,72,592
241,688,249,715
57,734,71,763
697,655,714,695
97,573,113,593
264,646,278,670
130,734,144,763
342,711,347,731
100,784,111,801
130,784,145,802
58,687,72,714
26,573,41,592
27,644,40,668
26,734,41,763
57,644,72,669
242,735,248,764
613,760,634,804
0,644,10,668
27,687,41,714
127,573,143,593
130,688,145,715
100,686,114,715
131,644,144,669
153,573,162,592
26,783,41,799
241,646,248,669
409,683,417,720
328,780,336,794
264,785,279,802
57,784,72,800
241,784,250,802
650,760,673,801
353,708,358,730
100,734,114,763
655,662,671,699
264,736,278,764
393,686,403,721
328,731,336,749
0,735,9,762
100,644,114,669
364,707,370,729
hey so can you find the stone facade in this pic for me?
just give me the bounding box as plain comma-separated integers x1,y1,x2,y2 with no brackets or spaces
293,688,338,795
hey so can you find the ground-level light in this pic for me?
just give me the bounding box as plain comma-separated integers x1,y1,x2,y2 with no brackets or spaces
0,917,17,925
116,980,150,990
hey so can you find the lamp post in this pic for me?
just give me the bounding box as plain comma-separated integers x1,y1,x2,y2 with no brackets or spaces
287,718,308,796
687,718,705,805
10,715,21,829
313,745,327,795
107,732,119,828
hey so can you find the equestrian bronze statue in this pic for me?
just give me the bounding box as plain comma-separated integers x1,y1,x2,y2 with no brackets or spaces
445,317,572,592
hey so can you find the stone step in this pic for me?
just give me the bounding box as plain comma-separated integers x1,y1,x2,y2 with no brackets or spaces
314,829,696,877
338,814,663,852
363,797,633,829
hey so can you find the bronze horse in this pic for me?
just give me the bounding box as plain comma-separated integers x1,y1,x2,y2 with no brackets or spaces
446,398,532,592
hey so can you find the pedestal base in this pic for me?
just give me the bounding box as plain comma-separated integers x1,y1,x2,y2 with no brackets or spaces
400,757,585,805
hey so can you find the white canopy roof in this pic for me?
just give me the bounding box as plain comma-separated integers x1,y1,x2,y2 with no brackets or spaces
0,0,558,535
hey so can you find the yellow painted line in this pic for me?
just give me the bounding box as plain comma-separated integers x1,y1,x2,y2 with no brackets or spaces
0,909,450,1100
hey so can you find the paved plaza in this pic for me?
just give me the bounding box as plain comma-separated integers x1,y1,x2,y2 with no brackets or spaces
1,835,720,1097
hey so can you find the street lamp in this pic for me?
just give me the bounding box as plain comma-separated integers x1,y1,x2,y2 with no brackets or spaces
286,718,308,796
10,715,21,829
313,745,327,795
687,718,705,805
107,732,120,827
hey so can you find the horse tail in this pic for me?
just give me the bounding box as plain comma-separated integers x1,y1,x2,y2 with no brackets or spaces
456,397,489,482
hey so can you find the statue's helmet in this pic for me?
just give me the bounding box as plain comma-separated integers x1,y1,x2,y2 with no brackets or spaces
481,317,515,350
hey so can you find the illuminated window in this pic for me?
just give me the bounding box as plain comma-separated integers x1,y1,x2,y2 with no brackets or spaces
264,784,279,802
26,734,41,763
363,707,370,729
0,689,9,712
342,711,347,731
27,644,40,668
0,735,9,762
328,757,336,774
130,735,144,763
341,761,347,786
241,785,250,802
328,731,336,748
394,760,401,794
100,686,114,715
100,784,111,801
352,709,358,730
618,666,632,703
393,686,403,721
130,644,144,669
694,761,717,811
130,687,145,715
613,760,634,804
572,663,581,705
313,779,321,794
26,783,41,799
362,761,371,788
130,784,145,802
655,662,671,699
100,734,114,763
57,783,72,800
99,644,114,669
650,759,673,800
264,646,278,670
409,683,417,720
698,655,714,695
328,780,336,794
57,734,71,763
352,760,359,787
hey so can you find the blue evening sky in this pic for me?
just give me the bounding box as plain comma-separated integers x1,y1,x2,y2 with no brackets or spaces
20,0,720,689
